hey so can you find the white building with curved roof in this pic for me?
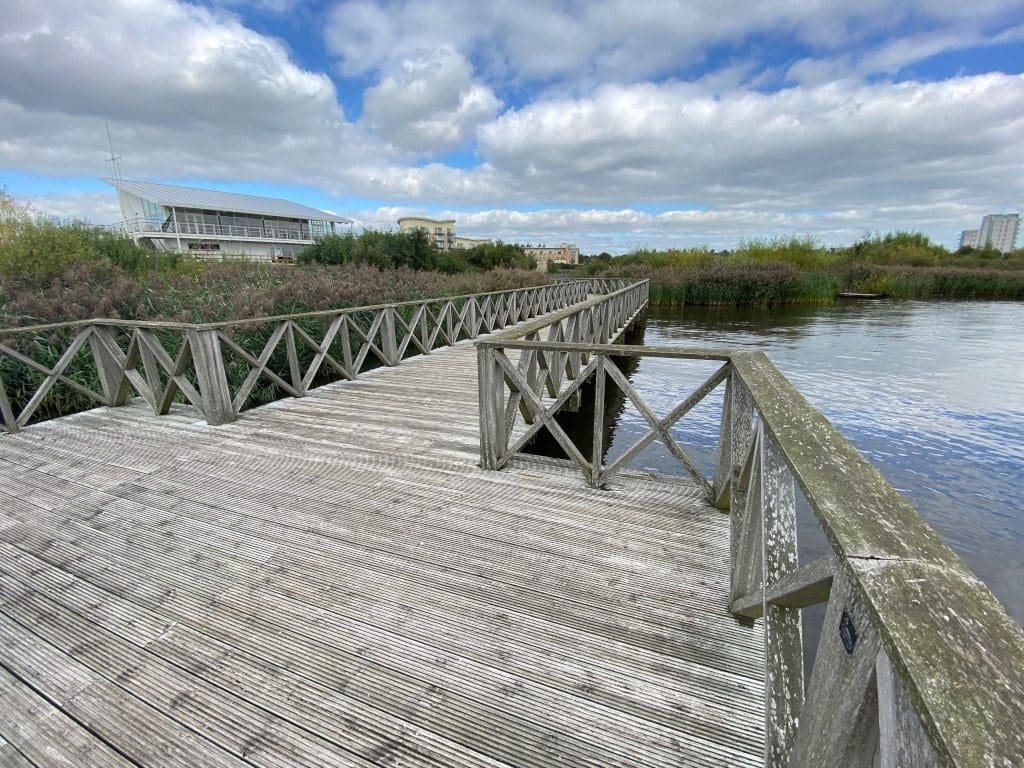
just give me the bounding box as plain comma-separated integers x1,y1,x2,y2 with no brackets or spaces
104,178,352,262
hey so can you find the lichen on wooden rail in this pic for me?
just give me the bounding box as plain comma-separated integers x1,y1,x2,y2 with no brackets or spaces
730,351,1024,767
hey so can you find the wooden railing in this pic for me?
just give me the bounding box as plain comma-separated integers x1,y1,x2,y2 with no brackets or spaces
476,295,1024,767
0,280,629,432
477,280,649,470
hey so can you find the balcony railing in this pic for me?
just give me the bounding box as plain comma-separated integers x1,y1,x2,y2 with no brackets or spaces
116,218,314,242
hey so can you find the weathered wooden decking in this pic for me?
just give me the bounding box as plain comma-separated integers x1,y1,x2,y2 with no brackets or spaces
0,325,765,767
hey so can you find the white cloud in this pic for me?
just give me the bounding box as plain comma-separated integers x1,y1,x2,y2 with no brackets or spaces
475,74,1024,208
1,0,1021,254
323,0,1024,85
361,46,501,153
344,200,997,253
22,191,123,226
0,0,375,186
0,0,338,129
216,0,306,13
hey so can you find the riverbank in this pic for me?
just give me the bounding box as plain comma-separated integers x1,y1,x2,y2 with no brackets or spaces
605,262,1024,306
571,234,1024,305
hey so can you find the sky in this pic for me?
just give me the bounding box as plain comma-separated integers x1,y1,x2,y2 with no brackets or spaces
1,0,1022,254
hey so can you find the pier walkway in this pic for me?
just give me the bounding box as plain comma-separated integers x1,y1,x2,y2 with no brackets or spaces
0,319,764,767
3,278,1021,767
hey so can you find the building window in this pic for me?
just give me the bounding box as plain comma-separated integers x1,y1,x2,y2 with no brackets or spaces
142,198,164,221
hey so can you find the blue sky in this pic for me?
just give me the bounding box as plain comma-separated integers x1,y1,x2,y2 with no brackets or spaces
1,0,1022,252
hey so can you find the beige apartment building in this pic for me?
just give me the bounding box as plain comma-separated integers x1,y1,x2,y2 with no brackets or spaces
523,244,580,272
397,216,456,250
453,235,491,249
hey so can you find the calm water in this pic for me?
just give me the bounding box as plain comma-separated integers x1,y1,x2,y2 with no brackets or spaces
601,300,1024,626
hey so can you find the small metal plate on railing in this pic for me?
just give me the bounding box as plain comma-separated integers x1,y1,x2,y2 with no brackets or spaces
839,609,858,654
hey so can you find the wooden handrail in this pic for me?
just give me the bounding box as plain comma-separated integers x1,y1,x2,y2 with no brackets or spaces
728,351,1024,767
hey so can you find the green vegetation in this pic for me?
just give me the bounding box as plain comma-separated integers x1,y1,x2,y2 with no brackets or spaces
583,234,1024,306
0,190,546,327
298,231,535,273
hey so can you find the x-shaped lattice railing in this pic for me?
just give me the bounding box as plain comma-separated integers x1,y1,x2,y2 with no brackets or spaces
1,280,608,431
491,349,728,496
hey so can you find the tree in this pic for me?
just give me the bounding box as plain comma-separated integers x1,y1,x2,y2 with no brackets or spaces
0,187,31,243
847,231,948,266
465,241,534,271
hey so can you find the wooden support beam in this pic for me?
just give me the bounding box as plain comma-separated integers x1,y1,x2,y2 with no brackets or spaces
762,432,804,768
731,555,835,619
876,650,939,767
0,376,16,433
589,355,606,487
88,326,131,407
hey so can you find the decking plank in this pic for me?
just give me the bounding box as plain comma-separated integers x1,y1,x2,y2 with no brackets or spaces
0,513,763,762
0,666,133,768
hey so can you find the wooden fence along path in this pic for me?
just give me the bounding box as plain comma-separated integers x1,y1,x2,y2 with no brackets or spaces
1,278,1022,767
0,281,620,432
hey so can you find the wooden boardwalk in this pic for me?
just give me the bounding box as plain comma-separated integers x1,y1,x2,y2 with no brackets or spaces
0,326,765,767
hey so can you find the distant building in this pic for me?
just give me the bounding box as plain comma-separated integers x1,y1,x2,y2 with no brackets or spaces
453,235,492,250
959,229,981,250
978,214,1019,254
397,216,456,250
104,178,351,262
522,244,580,272
396,216,579,270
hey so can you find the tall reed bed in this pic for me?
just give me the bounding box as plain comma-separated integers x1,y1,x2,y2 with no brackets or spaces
608,263,841,306
583,235,1024,305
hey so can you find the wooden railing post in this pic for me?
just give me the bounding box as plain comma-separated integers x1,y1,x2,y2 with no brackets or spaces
467,299,480,338
875,649,938,767
725,375,756,601
761,432,803,767
187,328,235,425
477,344,506,469
789,568,881,768
381,307,399,365
0,378,17,433
284,321,304,392
589,355,606,487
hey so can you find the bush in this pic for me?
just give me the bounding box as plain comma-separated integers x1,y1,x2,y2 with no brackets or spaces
844,231,947,266
299,228,437,270
1,189,175,282
464,241,536,271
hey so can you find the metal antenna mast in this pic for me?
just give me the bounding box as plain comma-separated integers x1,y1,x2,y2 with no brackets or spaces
105,122,122,180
